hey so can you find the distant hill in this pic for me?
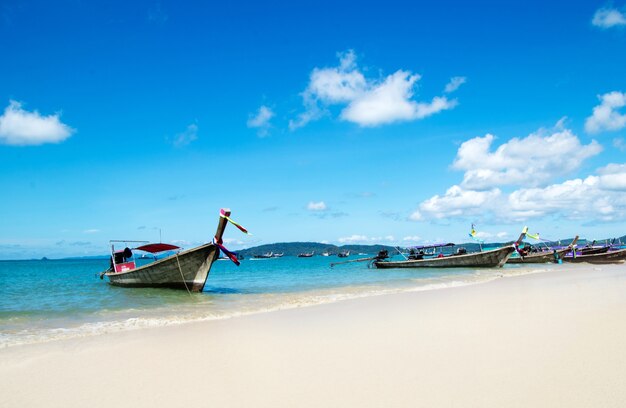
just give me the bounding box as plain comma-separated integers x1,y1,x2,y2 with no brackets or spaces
237,242,395,257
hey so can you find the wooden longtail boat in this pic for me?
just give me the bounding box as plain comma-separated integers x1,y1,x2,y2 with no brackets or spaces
102,208,239,292
507,236,579,264
563,248,626,264
373,229,527,269
373,245,516,269
507,248,571,264
577,246,610,256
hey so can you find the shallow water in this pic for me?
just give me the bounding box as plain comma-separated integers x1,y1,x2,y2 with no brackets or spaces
0,255,555,348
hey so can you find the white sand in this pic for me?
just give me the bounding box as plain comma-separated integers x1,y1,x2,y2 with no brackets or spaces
2,264,626,407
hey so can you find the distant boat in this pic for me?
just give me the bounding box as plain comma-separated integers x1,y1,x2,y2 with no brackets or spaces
271,253,284,258
298,251,314,258
337,251,350,258
253,252,273,259
563,248,626,264
100,209,245,291
321,252,331,257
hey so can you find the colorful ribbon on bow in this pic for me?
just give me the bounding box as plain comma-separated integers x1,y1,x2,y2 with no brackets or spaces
213,238,240,266
220,209,251,235
526,231,540,240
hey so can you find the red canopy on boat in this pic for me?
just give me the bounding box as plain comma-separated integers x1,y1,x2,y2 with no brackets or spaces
134,243,180,253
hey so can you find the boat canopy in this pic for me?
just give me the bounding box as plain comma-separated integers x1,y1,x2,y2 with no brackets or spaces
134,243,180,253
408,242,455,250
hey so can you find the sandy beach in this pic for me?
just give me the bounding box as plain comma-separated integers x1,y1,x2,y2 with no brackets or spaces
2,264,626,407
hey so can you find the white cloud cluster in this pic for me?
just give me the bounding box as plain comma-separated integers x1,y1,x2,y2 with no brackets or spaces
585,91,626,133
411,186,502,220
173,124,198,147
453,128,602,189
592,7,626,28
247,105,274,137
338,234,395,244
307,201,327,211
0,100,74,146
290,50,458,129
414,170,626,224
411,125,626,223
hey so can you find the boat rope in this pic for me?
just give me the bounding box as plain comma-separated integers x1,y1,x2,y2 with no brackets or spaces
175,253,192,295
220,210,251,235
394,246,408,260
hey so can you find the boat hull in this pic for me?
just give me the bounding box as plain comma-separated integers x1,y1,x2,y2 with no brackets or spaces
563,248,626,264
507,248,570,264
374,246,515,269
105,243,219,291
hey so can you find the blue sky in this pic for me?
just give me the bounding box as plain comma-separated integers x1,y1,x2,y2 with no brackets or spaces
1,0,626,259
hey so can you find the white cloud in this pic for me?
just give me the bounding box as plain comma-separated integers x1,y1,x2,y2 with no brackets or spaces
0,100,74,146
338,234,370,243
83,229,100,234
592,7,626,28
223,238,245,246
338,234,395,244
291,50,458,129
402,235,421,242
247,105,274,137
444,76,467,93
614,137,626,151
453,127,602,189
585,91,626,133
416,185,502,219
341,71,457,126
307,201,327,211
173,124,198,147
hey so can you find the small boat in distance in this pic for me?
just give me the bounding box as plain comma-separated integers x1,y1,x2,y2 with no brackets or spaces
271,253,284,258
298,251,315,258
100,209,247,292
337,251,350,258
253,252,273,259
321,251,331,257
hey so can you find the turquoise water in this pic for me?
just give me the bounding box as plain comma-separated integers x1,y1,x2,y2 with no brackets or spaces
0,255,551,347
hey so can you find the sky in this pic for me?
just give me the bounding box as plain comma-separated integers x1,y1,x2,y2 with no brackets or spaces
1,0,626,259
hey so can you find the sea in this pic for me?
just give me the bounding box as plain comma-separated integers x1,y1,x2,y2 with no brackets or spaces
0,255,556,348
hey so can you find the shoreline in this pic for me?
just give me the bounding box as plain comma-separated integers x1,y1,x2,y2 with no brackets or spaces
1,263,561,349
2,264,626,407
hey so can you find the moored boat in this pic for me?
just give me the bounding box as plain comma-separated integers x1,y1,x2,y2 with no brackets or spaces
101,208,247,292
337,250,350,258
373,245,516,268
563,248,626,264
298,251,314,258
373,229,526,269
507,236,579,264
254,252,273,259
